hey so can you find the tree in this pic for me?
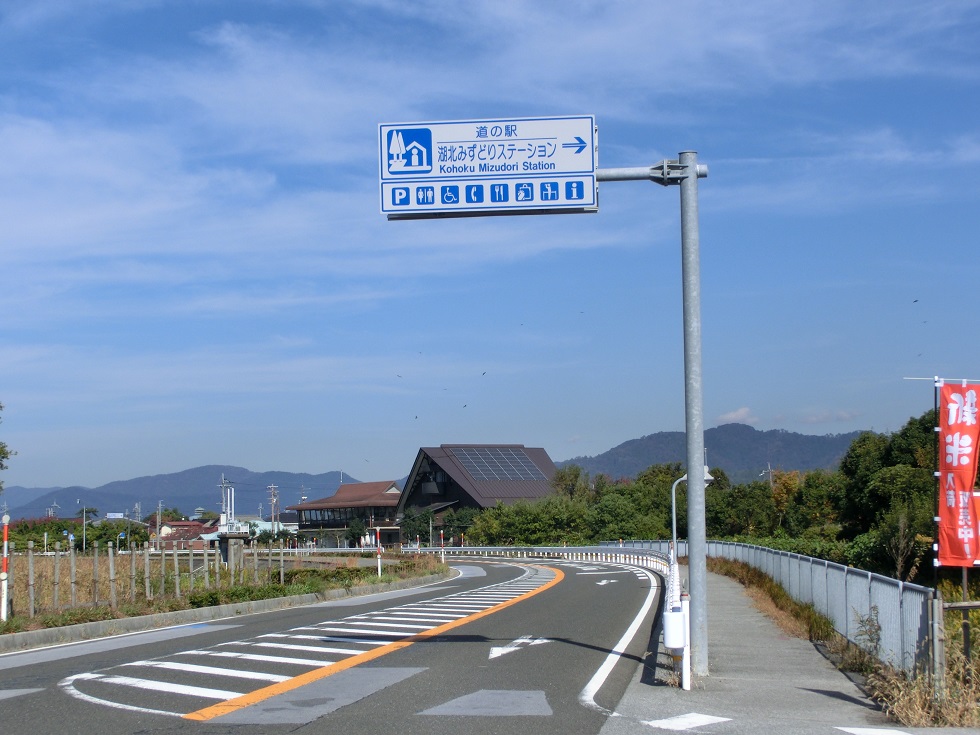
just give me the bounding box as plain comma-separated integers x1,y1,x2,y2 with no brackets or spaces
586,493,638,541
400,509,433,545
837,431,890,537
705,481,776,537
442,507,480,544
550,465,596,501
770,470,800,530
783,469,842,539
0,402,14,493
346,518,366,547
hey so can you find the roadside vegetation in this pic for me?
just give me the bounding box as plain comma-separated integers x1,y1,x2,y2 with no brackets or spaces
0,553,446,635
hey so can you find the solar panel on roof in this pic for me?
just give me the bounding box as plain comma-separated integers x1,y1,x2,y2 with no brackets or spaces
449,446,547,482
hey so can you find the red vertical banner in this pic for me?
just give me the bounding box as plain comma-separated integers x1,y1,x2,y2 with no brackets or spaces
937,383,980,566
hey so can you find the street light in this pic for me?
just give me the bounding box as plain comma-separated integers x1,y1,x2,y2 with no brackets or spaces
671,466,714,562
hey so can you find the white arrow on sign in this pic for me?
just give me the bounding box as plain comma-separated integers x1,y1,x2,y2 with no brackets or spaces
489,635,552,660
596,579,618,586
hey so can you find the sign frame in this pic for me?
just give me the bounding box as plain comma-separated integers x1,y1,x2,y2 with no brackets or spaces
379,115,597,219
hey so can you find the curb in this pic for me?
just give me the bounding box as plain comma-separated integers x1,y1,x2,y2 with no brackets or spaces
0,572,451,654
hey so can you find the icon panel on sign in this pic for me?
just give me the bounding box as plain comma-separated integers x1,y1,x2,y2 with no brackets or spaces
416,186,435,205
465,184,484,204
387,128,432,175
490,184,509,203
516,182,534,201
392,187,411,206
565,181,585,201
540,182,559,201
441,186,460,204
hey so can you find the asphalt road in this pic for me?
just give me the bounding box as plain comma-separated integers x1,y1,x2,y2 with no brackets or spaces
0,558,661,734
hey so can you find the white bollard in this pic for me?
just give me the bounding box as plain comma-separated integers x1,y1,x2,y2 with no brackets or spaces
681,592,691,691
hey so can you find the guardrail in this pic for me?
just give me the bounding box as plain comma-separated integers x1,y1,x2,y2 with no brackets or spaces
610,539,936,674
412,544,670,575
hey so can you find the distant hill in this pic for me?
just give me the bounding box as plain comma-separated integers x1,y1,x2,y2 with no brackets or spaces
559,423,863,484
1,424,865,520
2,466,351,522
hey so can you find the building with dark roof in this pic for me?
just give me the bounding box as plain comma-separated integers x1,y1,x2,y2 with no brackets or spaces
396,444,558,522
287,481,401,548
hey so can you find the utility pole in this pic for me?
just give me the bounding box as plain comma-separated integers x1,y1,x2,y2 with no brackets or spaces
267,484,279,536
598,152,710,676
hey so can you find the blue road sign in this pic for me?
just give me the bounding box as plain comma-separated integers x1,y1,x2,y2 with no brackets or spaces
380,115,597,217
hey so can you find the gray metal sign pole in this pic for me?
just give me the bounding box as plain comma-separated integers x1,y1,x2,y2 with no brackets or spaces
598,152,709,675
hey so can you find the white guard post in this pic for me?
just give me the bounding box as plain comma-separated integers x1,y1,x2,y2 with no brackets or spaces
662,554,692,690
1,514,9,622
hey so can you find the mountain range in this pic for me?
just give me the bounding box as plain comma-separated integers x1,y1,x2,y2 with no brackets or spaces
1,424,864,521
558,423,862,483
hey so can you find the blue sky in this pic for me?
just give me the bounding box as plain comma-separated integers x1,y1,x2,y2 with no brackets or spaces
2,1,979,490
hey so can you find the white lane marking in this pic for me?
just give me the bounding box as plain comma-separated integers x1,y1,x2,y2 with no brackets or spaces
836,729,915,734
72,672,241,700
256,633,366,644
252,642,368,656
124,660,290,682
187,650,337,667
61,674,183,718
577,570,634,575
644,712,731,730
378,611,461,620
578,566,659,715
489,635,552,659
332,621,431,630
596,580,618,586
0,689,43,701
312,625,419,636
280,631,394,645
361,615,461,623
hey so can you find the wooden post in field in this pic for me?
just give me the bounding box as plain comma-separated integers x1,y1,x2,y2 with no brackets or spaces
92,541,99,606
158,543,166,597
143,542,151,600
108,542,117,609
27,541,35,618
279,541,285,585
252,540,259,584
70,543,77,608
173,547,180,598
130,543,136,602
53,542,61,609
203,545,210,589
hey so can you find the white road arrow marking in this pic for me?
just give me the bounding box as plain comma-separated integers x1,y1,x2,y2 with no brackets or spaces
643,712,731,730
489,635,552,659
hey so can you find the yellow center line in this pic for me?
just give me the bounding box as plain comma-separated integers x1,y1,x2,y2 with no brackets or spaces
183,564,564,721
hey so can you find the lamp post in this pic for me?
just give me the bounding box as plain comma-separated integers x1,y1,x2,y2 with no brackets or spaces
671,466,714,563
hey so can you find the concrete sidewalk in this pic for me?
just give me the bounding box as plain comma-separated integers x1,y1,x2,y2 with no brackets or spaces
603,570,976,735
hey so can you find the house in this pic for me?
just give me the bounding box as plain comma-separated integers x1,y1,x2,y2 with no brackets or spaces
395,444,558,532
156,519,215,550
287,481,402,548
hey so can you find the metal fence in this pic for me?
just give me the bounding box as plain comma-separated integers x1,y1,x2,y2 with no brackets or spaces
610,539,935,673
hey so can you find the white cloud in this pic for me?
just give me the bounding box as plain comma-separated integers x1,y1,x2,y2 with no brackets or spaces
716,407,758,425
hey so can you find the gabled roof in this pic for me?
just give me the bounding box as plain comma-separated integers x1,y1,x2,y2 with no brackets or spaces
287,481,401,511
397,444,557,514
